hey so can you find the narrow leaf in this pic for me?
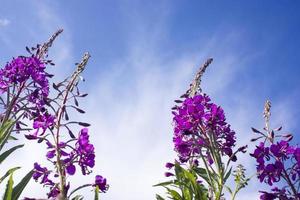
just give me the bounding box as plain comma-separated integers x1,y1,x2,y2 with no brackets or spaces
0,120,15,151
156,194,165,200
224,167,232,183
167,188,181,200
8,136,18,141
74,98,79,107
11,170,34,200
78,122,90,127
71,195,84,200
225,185,233,195
72,106,85,114
0,144,24,164
0,167,20,184
251,127,263,134
79,93,88,97
153,181,174,187
3,174,14,200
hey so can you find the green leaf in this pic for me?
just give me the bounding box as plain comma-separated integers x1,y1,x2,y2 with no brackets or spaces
0,144,24,164
94,185,99,200
3,174,14,200
183,169,195,182
193,167,211,185
182,187,192,200
8,136,18,141
0,167,20,184
11,170,34,200
153,181,174,187
225,185,233,195
166,188,182,200
156,194,165,200
224,167,232,183
0,120,15,151
71,195,84,200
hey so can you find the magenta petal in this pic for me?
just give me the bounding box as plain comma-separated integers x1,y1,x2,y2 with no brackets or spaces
46,150,56,159
66,164,76,175
25,134,38,140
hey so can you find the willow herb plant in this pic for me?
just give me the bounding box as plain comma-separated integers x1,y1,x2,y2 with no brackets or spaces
251,100,300,200
0,29,108,199
0,31,64,200
155,59,249,200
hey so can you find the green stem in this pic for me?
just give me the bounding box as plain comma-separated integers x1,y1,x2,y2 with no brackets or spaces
282,167,298,198
208,130,224,200
55,76,78,199
199,151,216,193
231,187,238,200
2,82,25,124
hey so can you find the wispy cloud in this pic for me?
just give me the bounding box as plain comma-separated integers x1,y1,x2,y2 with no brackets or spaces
78,21,273,200
0,18,10,27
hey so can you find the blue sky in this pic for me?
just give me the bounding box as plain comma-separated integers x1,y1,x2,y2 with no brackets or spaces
1,1,300,199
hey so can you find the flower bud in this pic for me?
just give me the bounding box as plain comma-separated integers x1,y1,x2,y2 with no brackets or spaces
164,172,174,177
165,162,175,169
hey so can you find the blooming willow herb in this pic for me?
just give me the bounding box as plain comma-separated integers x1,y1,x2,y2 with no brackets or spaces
155,59,248,200
172,94,236,164
0,31,63,199
0,30,108,199
251,100,300,200
0,56,52,131
29,51,108,199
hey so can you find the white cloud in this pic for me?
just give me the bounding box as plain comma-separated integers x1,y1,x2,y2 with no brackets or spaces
0,18,10,27
79,30,273,199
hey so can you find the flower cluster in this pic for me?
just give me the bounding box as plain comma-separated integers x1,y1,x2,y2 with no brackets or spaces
0,56,50,106
0,55,55,140
25,113,56,139
32,128,104,198
94,175,109,193
251,101,300,199
251,139,300,199
0,31,108,199
172,94,236,163
75,128,96,175
32,162,60,198
259,187,297,200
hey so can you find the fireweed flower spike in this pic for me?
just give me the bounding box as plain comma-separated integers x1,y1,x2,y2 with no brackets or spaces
251,100,300,199
0,30,64,199
13,31,109,199
155,59,248,200
0,29,63,143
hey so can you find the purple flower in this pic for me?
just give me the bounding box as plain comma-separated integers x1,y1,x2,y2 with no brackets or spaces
259,187,297,200
260,192,277,200
46,150,56,159
270,140,294,160
172,94,236,163
33,113,55,135
66,164,76,175
94,175,108,193
250,142,270,166
294,147,300,166
0,56,50,107
33,162,53,185
47,186,60,198
75,128,96,175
